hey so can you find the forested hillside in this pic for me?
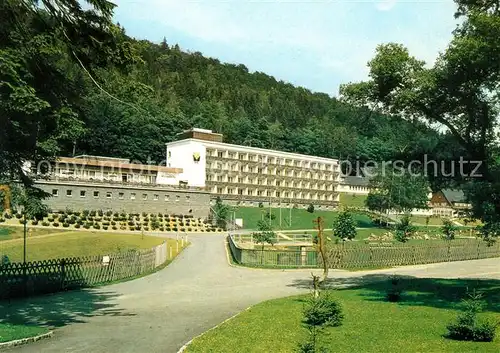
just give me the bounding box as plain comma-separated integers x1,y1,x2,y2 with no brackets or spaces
78,36,454,165
2,0,459,172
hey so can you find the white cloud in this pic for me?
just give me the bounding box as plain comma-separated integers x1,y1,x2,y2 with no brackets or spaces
113,0,457,94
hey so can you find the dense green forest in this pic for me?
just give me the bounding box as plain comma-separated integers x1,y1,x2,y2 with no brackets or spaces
0,0,459,169
80,38,460,166
3,0,500,238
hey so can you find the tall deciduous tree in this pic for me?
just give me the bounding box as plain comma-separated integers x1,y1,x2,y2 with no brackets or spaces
332,210,357,241
366,171,430,214
340,0,500,240
0,0,130,185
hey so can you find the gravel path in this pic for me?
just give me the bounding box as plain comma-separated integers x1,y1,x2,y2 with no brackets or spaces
3,234,500,353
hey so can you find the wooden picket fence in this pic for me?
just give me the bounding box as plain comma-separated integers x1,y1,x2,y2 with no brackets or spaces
322,239,500,269
228,235,500,269
0,242,168,300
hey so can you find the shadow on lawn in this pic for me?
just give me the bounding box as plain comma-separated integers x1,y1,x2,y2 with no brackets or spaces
288,274,500,312
0,288,134,328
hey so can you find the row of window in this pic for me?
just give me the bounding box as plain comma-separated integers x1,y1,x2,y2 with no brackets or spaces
54,169,157,183
207,150,335,170
348,186,369,191
51,189,190,201
214,187,333,200
207,163,336,179
208,175,335,188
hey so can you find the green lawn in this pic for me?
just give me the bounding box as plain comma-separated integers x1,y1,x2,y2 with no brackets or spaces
186,278,500,353
234,207,374,230
0,323,48,343
408,216,444,226
339,194,367,208
0,231,179,262
0,226,68,241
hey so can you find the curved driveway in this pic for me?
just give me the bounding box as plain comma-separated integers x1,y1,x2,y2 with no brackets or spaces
4,234,500,353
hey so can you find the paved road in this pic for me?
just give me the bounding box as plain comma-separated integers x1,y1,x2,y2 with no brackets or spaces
3,234,500,353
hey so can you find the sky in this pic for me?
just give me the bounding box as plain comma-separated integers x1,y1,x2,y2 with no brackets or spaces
112,0,459,96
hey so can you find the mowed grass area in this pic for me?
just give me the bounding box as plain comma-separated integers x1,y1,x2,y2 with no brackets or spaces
0,229,177,262
293,227,388,241
186,278,500,353
0,226,69,241
0,323,49,343
234,207,374,230
339,193,367,208
408,216,444,226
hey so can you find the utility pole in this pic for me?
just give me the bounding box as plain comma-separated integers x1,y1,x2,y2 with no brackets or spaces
313,216,327,282
23,210,27,265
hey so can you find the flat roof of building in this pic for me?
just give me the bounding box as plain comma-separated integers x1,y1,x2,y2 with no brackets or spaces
56,157,183,174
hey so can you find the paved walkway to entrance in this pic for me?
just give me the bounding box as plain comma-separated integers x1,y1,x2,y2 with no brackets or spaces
4,234,500,353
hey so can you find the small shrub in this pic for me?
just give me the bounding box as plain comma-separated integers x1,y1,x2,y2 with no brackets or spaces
103,226,109,230
144,227,149,231
15,213,22,219
83,223,91,229
1,255,10,265
97,210,104,216
173,227,178,232
180,227,185,232
129,226,135,231
111,221,116,226
112,226,117,230
63,222,70,228
0,218,5,223
53,222,60,227
128,221,135,226
93,224,101,230
106,210,113,217
90,210,96,217
47,217,54,222
303,293,344,328
187,227,192,232
142,212,148,217
386,276,404,302
42,221,50,226
75,224,81,229
135,226,141,231
102,221,110,226
19,219,27,225
307,203,315,213
446,290,498,342
95,217,102,222
31,220,38,225
159,227,165,231
4,212,12,219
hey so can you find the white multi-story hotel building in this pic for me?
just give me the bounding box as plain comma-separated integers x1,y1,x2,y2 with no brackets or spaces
166,128,341,209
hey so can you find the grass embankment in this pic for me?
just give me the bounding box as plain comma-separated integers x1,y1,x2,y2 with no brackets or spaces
339,193,367,208
0,323,48,343
0,226,69,241
234,207,374,230
0,227,181,262
186,278,500,353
